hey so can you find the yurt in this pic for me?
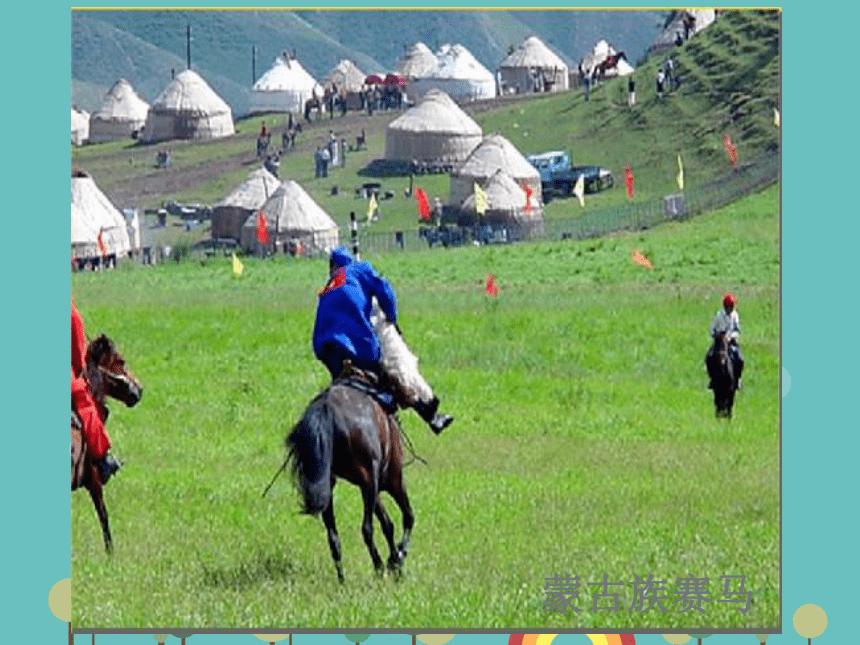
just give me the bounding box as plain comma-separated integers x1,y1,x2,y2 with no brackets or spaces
385,89,483,166
410,44,497,103
497,36,569,95
394,42,438,101
459,168,544,237
578,40,635,78
241,179,339,255
449,134,543,213
72,107,90,146
141,69,234,143
212,168,281,241
249,53,323,115
89,79,150,142
71,170,132,259
324,59,366,110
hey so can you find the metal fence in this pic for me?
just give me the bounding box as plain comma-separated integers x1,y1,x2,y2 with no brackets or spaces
354,150,779,256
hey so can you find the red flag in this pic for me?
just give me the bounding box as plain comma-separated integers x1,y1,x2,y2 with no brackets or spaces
256,212,269,245
521,181,534,215
97,228,107,256
632,249,653,270
624,164,634,201
485,274,499,297
724,134,738,167
415,187,431,222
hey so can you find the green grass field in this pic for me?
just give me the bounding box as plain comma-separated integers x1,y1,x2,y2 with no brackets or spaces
71,184,779,631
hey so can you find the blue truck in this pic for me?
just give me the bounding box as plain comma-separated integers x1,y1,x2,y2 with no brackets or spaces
525,151,614,200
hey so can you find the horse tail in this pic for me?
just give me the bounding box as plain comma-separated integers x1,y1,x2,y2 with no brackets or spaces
286,393,334,516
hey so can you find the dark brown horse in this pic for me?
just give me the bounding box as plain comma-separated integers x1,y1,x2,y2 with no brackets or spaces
708,330,738,419
285,371,414,583
72,334,143,553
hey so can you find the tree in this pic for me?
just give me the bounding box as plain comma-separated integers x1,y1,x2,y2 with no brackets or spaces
253,635,290,645
754,636,770,644
793,603,828,645
48,578,72,645
689,634,712,645
417,636,455,645
171,632,195,645
153,637,169,644
344,636,370,645
662,637,691,645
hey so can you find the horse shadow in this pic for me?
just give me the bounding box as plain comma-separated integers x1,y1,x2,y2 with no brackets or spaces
199,550,304,589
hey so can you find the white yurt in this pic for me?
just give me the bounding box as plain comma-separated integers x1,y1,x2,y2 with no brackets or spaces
141,69,234,143
497,36,569,95
324,59,366,93
324,59,367,110
459,168,544,236
212,168,281,241
72,107,90,146
241,179,339,255
410,44,497,103
449,134,543,213
385,88,483,165
88,79,150,143
71,171,132,259
394,42,438,101
249,54,323,115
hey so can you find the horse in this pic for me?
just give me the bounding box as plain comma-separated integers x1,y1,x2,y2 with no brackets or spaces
707,330,738,419
285,370,414,583
72,334,143,553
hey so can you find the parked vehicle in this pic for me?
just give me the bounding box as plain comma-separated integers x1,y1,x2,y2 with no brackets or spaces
526,151,614,199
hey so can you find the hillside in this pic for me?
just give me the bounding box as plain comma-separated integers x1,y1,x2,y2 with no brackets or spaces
71,9,667,116
70,9,779,253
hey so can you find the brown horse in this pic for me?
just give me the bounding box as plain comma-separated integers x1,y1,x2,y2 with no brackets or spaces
708,330,738,419
285,371,414,583
72,334,143,553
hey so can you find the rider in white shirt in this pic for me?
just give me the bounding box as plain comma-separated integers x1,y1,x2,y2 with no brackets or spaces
706,293,745,389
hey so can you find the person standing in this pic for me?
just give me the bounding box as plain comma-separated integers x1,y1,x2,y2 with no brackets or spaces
628,76,636,106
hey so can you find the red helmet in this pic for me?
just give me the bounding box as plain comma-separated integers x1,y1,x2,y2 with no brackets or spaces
723,292,737,308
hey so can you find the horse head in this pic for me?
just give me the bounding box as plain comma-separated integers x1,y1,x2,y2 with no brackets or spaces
86,334,143,408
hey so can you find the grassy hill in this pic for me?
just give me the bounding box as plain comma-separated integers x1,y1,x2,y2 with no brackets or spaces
71,8,779,255
71,9,667,116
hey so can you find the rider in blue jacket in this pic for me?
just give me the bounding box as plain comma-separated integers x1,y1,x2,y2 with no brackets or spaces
313,247,453,434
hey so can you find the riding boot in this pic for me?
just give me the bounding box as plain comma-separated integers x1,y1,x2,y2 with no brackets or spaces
97,453,122,485
414,397,453,435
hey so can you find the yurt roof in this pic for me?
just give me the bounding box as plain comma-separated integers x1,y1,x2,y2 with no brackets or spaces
387,88,482,135
71,171,131,252
254,55,320,92
258,180,338,232
394,42,438,78
453,134,540,181
93,79,150,121
324,59,366,92
461,169,533,214
151,69,232,115
216,168,281,210
499,36,568,70
428,44,494,82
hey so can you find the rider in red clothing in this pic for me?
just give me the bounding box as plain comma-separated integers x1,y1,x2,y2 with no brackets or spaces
72,300,121,483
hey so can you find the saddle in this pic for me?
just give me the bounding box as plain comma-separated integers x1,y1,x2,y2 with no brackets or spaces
334,361,399,415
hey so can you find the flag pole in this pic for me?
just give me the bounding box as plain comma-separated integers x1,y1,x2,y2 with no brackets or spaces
350,212,360,260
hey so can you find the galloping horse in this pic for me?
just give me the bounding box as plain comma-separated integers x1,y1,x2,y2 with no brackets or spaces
708,330,738,419
285,369,414,583
72,334,143,553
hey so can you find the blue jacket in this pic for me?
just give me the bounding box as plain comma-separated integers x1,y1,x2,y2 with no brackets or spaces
313,248,398,368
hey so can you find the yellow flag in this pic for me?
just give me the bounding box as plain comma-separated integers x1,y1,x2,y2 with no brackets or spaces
367,192,378,223
774,107,780,128
677,153,685,191
474,182,488,215
232,252,243,276
573,174,585,208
